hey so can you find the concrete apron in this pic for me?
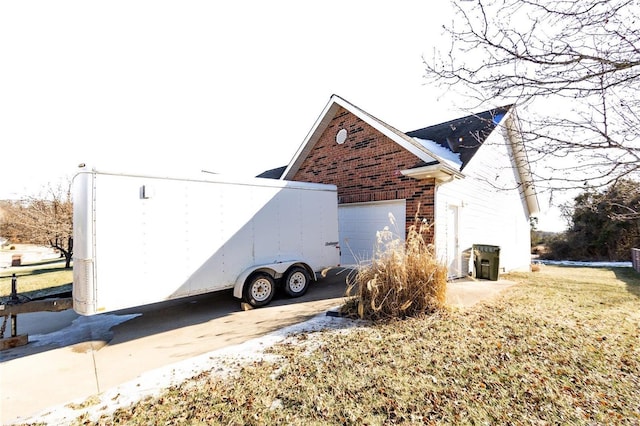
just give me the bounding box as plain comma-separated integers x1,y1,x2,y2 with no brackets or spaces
1,274,516,424
446,277,518,308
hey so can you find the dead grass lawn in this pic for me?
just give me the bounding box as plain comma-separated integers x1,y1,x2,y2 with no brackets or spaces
79,265,640,425
0,259,72,298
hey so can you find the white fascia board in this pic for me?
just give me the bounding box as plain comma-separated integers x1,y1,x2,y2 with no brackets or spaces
502,108,541,216
401,163,464,182
330,96,438,165
282,95,438,179
282,98,340,180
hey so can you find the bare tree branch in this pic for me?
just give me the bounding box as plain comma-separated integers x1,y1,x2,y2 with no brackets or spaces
424,0,640,198
0,182,73,268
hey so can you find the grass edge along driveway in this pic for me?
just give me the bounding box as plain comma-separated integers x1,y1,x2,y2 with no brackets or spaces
71,266,640,425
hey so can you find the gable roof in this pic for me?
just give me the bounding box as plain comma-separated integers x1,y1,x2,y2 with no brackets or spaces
406,105,512,171
270,94,538,215
260,99,500,181
281,95,464,182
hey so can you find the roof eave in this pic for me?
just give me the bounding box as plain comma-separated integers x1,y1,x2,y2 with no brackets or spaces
282,95,438,180
502,108,541,216
282,99,341,180
401,164,464,183
523,184,540,216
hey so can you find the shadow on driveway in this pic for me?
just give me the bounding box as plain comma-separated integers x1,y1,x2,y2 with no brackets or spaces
0,267,353,362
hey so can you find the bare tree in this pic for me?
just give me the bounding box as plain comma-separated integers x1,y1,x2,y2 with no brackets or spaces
424,0,640,197
0,183,73,268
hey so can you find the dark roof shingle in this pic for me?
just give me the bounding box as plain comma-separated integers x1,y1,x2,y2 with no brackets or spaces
256,165,287,179
406,105,512,170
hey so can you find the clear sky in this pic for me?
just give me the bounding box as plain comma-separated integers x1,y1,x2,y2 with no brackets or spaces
0,1,566,231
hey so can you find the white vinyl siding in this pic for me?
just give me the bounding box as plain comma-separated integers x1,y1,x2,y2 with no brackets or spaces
435,123,532,276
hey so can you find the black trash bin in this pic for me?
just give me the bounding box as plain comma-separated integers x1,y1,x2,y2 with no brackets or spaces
473,244,500,281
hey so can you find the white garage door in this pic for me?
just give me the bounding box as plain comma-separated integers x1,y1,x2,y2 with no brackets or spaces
338,200,406,266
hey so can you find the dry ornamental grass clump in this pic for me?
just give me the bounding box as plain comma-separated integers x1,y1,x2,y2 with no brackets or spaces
342,213,448,320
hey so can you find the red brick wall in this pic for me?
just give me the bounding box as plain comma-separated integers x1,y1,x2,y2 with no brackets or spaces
291,107,436,239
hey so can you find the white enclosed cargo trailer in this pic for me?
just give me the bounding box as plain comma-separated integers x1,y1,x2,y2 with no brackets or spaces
72,167,340,315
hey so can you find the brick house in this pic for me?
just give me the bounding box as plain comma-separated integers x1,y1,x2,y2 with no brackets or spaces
260,95,539,277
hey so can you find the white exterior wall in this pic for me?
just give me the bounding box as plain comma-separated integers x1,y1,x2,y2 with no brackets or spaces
434,123,532,277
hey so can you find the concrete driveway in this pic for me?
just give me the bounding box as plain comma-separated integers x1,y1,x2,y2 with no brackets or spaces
0,269,516,424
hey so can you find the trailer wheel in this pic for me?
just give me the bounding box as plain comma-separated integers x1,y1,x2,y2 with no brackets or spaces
284,267,311,298
244,273,275,307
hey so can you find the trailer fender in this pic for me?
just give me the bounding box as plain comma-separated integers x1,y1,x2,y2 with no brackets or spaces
233,261,314,299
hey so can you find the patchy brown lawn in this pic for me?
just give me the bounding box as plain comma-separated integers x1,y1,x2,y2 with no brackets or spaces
74,265,639,425
0,259,72,299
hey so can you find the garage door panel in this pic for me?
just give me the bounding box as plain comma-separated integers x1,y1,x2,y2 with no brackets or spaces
338,201,406,266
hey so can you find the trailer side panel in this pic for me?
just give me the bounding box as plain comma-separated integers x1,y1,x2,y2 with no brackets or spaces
72,170,339,315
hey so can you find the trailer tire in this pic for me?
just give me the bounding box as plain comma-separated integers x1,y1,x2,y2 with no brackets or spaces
244,273,275,307
283,266,311,298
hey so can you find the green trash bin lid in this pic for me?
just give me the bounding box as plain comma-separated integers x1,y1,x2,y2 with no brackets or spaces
473,244,500,253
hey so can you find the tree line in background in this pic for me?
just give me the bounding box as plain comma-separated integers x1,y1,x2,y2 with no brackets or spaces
0,184,74,268
534,179,640,262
